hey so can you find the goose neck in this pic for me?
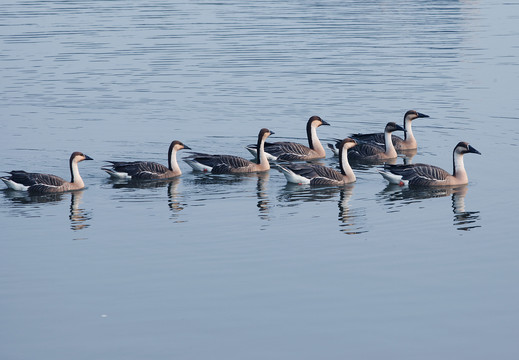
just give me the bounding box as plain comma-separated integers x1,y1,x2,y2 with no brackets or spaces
339,146,356,181
307,124,325,155
256,135,268,166
169,147,180,173
453,150,468,182
384,131,397,157
403,118,414,141
70,159,84,187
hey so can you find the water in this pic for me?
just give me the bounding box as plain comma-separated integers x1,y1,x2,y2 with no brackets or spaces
1,1,519,359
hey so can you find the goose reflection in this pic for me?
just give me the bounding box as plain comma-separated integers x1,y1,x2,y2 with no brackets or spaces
190,171,259,186
107,177,187,219
167,178,187,220
3,189,91,231
277,183,366,235
400,148,417,164
108,178,172,189
450,186,481,231
69,190,91,231
256,172,270,220
4,189,65,204
337,185,367,235
278,182,339,204
378,184,480,231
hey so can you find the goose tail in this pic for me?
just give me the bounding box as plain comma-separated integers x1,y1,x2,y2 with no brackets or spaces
378,169,407,186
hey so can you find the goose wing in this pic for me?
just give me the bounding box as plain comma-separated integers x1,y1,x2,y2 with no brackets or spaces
287,163,342,182
351,133,403,147
264,141,312,160
186,153,252,173
348,143,385,159
387,163,451,186
8,170,66,187
351,132,385,146
108,161,169,179
211,155,253,174
28,183,64,194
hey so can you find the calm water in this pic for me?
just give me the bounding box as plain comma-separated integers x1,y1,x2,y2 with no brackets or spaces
1,1,519,359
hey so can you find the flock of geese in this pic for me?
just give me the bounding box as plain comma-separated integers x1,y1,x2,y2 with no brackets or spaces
1,110,481,195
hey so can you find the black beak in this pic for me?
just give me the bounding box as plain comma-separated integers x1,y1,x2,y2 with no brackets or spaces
321,120,330,126
417,112,430,118
85,155,94,161
183,145,191,150
269,130,275,135
395,124,406,132
468,145,481,155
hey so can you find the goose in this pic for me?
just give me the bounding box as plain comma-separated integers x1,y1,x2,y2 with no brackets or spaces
351,110,429,151
1,152,93,194
379,142,481,186
346,122,405,161
277,138,357,186
184,128,274,174
102,140,190,180
245,116,329,161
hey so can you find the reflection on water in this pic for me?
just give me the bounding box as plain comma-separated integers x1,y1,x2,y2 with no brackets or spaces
378,184,481,231
167,178,186,222
109,178,174,189
255,173,271,222
3,189,92,232
278,183,367,235
400,149,417,164
451,186,481,231
337,185,367,235
4,189,65,205
69,191,91,231
278,183,339,204
190,172,261,186
106,177,188,221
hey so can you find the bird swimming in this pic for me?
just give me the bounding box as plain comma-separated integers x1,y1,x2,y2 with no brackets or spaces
345,122,405,161
379,141,481,186
1,152,93,195
351,110,429,151
184,128,274,174
246,116,329,161
277,138,357,186
102,140,190,180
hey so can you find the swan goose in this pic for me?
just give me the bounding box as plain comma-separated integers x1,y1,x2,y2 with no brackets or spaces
1,152,93,194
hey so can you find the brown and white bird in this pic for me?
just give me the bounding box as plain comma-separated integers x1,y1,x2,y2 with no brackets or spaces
346,122,405,161
184,128,274,174
246,116,329,161
102,140,190,180
277,138,357,186
379,142,481,186
1,152,93,194
351,110,429,151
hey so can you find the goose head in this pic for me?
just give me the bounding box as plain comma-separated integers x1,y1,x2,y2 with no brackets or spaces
338,137,358,150
70,152,93,163
169,140,191,152
258,128,275,142
404,110,429,122
308,115,330,128
384,122,406,134
455,142,481,155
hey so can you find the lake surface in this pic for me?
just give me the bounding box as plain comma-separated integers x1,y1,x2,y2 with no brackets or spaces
1,1,519,359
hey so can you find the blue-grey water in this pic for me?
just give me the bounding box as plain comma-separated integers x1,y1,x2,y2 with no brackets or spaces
1,1,519,359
